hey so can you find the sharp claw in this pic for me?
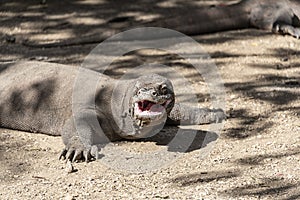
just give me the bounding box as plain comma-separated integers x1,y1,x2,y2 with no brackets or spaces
59,145,100,163
91,146,99,160
59,148,68,160
66,149,75,162
72,150,82,163
292,28,300,39
83,149,91,163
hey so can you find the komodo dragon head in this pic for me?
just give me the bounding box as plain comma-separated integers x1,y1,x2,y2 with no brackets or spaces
126,74,175,138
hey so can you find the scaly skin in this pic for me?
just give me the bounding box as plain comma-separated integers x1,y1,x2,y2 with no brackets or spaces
22,0,300,48
0,61,225,162
148,0,300,38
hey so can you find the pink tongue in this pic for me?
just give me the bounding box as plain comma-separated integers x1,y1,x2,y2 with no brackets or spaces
149,104,164,112
145,102,153,110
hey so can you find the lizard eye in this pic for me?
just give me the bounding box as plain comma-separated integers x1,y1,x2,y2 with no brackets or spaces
137,88,147,95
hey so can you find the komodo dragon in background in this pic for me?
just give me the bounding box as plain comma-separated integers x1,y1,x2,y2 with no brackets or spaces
149,0,300,38
0,61,225,162
23,0,300,48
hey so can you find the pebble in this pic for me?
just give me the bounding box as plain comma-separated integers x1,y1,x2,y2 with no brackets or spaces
66,161,77,174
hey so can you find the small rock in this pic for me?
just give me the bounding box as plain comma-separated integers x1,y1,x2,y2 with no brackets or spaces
64,193,75,200
275,63,284,69
66,160,77,174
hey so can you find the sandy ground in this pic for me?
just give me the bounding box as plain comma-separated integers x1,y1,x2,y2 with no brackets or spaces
0,0,299,199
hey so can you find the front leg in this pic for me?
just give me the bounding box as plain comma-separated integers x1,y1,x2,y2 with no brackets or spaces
167,103,226,125
273,22,300,39
59,136,99,163
59,112,109,163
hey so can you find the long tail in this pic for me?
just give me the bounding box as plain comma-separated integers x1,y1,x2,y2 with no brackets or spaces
143,1,250,35
22,1,250,48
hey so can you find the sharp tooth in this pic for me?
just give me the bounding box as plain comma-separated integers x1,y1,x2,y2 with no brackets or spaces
131,107,134,117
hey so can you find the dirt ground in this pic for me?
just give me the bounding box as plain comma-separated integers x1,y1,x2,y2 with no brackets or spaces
0,0,299,199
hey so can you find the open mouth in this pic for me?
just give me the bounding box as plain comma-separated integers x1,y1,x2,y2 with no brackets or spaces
133,99,171,126
138,100,168,113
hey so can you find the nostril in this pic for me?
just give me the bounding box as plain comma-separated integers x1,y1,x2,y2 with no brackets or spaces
160,85,168,95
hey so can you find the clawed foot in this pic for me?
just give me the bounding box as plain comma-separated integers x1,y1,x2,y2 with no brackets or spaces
273,23,300,39
59,143,99,163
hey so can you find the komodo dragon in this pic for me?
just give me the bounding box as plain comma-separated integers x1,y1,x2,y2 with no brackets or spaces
0,61,225,162
22,0,300,48
149,0,300,38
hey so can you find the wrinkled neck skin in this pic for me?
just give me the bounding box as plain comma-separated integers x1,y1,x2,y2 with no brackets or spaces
111,79,167,139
